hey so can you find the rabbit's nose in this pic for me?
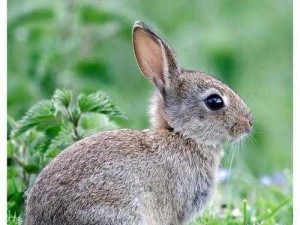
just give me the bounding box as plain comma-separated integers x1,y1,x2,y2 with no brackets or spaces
248,120,253,127
245,113,253,133
245,125,252,134
246,113,253,127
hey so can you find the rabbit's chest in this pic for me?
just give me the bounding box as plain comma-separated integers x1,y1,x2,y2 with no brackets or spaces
186,171,216,216
176,155,218,223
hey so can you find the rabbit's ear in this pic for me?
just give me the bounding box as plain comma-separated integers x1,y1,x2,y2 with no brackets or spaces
133,21,181,94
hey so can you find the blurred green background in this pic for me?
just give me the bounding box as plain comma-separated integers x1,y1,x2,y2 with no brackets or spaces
8,0,292,176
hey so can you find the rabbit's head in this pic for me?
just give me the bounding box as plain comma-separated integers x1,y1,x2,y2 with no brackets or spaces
133,21,253,147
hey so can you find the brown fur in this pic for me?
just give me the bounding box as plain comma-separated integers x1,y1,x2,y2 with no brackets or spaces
25,21,252,225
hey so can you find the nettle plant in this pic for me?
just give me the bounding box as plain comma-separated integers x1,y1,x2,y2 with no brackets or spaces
7,89,125,216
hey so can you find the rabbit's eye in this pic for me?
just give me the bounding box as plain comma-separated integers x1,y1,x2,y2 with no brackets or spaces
204,94,224,110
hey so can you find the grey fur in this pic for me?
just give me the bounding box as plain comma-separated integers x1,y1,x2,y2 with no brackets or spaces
25,21,252,225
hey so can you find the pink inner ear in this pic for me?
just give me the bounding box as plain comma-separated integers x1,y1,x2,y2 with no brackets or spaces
133,28,165,85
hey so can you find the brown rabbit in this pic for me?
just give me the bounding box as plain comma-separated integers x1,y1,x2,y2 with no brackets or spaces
25,21,253,225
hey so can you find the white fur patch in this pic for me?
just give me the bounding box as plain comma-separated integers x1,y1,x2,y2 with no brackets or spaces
200,87,229,109
200,88,222,101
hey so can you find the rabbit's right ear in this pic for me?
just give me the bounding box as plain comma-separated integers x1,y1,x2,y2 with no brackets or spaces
132,21,181,95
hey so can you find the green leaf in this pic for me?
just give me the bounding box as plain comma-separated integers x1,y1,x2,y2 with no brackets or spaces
45,148,61,158
12,100,55,137
33,135,51,155
23,163,40,174
7,166,18,179
7,177,25,197
7,141,15,158
47,122,74,154
78,113,118,137
68,105,81,125
44,125,61,138
52,89,72,116
77,91,126,119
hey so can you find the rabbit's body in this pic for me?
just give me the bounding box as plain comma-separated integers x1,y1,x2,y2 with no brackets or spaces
27,130,220,225
25,129,221,225
25,21,253,225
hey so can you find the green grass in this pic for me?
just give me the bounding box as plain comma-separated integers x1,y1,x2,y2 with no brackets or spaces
190,168,292,225
7,211,22,225
7,174,292,225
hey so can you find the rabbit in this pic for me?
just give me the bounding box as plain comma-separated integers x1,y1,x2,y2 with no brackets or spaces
25,21,253,225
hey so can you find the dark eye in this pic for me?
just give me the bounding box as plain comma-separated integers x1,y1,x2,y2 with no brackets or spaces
204,94,224,110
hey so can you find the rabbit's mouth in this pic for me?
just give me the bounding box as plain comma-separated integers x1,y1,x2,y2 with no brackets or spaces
228,121,252,143
229,133,248,144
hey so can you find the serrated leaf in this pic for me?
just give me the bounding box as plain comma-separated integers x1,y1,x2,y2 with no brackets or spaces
52,89,72,116
24,129,46,149
44,125,61,138
78,113,117,137
33,135,51,155
68,105,81,124
47,122,74,154
77,91,125,119
12,100,55,137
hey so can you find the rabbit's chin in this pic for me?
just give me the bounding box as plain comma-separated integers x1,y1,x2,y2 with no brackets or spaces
228,132,248,144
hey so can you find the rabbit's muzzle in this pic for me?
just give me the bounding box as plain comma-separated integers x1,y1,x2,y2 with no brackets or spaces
229,113,253,141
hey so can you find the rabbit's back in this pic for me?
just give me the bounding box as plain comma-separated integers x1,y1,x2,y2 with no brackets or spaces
25,129,152,225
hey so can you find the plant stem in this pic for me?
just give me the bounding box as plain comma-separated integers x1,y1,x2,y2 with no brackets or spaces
72,126,80,141
258,197,292,222
243,199,247,225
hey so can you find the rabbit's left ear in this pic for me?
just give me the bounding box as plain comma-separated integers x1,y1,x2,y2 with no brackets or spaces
133,21,181,95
